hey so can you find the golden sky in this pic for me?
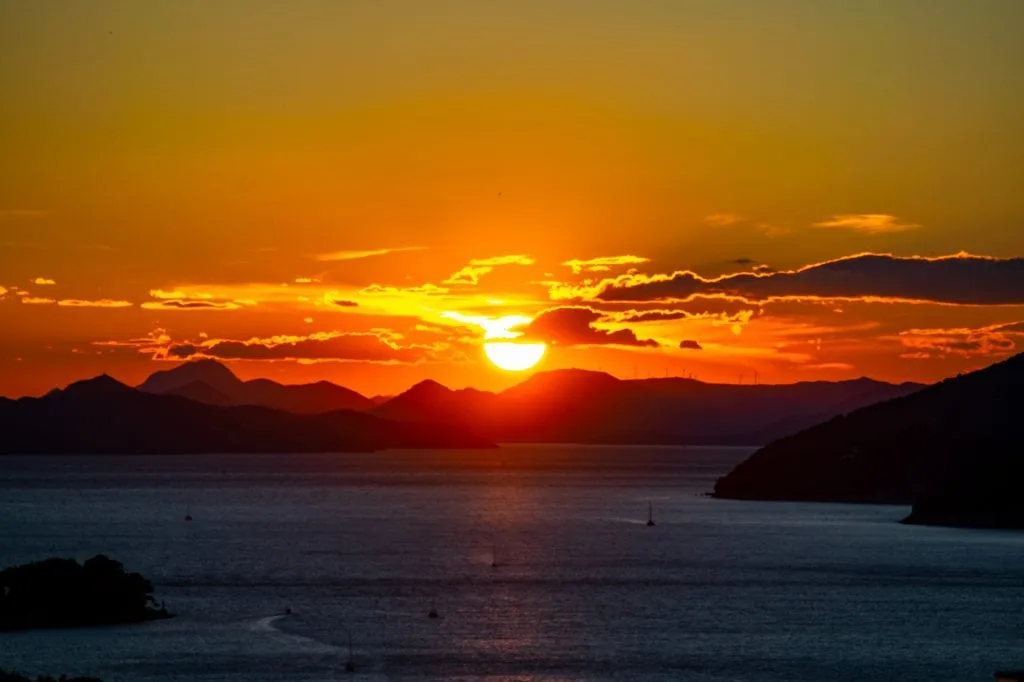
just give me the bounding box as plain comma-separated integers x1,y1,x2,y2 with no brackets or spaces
2,0,1023,397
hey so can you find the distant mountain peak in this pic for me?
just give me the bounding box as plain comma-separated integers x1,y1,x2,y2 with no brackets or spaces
58,374,134,397
504,368,620,396
138,359,242,395
404,379,452,396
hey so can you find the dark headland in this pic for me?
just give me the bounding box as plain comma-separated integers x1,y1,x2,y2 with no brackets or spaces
713,353,1024,529
0,555,170,632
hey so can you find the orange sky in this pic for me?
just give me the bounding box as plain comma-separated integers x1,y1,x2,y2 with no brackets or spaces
2,1,1023,398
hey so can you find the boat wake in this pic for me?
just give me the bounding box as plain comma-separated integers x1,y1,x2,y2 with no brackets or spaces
248,615,392,679
606,516,652,525
247,614,340,655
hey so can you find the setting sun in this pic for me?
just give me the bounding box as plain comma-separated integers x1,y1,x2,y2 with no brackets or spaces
484,341,546,371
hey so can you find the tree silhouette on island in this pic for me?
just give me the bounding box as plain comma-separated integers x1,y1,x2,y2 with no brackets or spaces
0,555,171,632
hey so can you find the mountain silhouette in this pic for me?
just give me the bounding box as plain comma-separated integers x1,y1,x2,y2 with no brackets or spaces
10,364,926,454
0,375,493,454
372,369,923,445
713,353,1024,527
53,374,136,399
164,380,234,406
138,359,239,394
138,360,374,413
371,380,497,424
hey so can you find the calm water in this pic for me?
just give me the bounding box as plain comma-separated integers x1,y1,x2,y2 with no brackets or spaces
1,445,1023,681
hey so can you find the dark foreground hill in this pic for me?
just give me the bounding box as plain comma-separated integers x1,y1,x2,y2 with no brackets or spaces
0,375,493,454
713,353,1024,528
0,554,169,631
372,370,923,446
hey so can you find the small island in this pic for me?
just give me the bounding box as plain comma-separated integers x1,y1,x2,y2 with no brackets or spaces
0,555,171,631
0,670,101,682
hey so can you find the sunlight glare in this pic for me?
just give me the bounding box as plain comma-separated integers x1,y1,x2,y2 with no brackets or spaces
484,341,546,371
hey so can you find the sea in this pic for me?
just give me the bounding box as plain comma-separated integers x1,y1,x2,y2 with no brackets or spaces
1,445,1023,682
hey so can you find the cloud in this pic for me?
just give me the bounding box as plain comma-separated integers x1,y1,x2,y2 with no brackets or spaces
92,329,172,355
0,209,50,219
142,300,247,310
995,321,1024,334
150,289,208,299
523,307,658,347
318,290,360,308
22,296,55,305
704,214,792,236
679,339,703,350
471,255,536,267
758,223,794,238
729,259,774,273
800,362,856,371
1,241,111,251
704,213,742,226
31,277,56,285
596,252,1024,305
440,312,532,341
313,246,426,262
166,330,432,364
813,214,920,234
562,255,650,275
605,307,755,326
56,299,133,308
141,289,256,311
896,324,1020,358
445,254,535,285
360,283,448,296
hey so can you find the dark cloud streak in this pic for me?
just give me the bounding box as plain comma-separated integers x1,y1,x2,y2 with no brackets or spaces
597,253,1024,305
524,307,658,347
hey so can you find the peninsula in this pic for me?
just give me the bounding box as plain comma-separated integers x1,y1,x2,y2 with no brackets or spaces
713,353,1024,529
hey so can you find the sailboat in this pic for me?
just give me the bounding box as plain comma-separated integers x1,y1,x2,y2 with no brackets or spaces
427,601,439,619
184,503,193,522
491,543,498,569
344,629,355,672
646,501,655,527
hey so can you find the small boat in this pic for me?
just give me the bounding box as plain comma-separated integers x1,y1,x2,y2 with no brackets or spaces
491,543,498,569
185,503,193,522
284,607,292,615
344,629,355,672
427,602,439,619
646,501,655,527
